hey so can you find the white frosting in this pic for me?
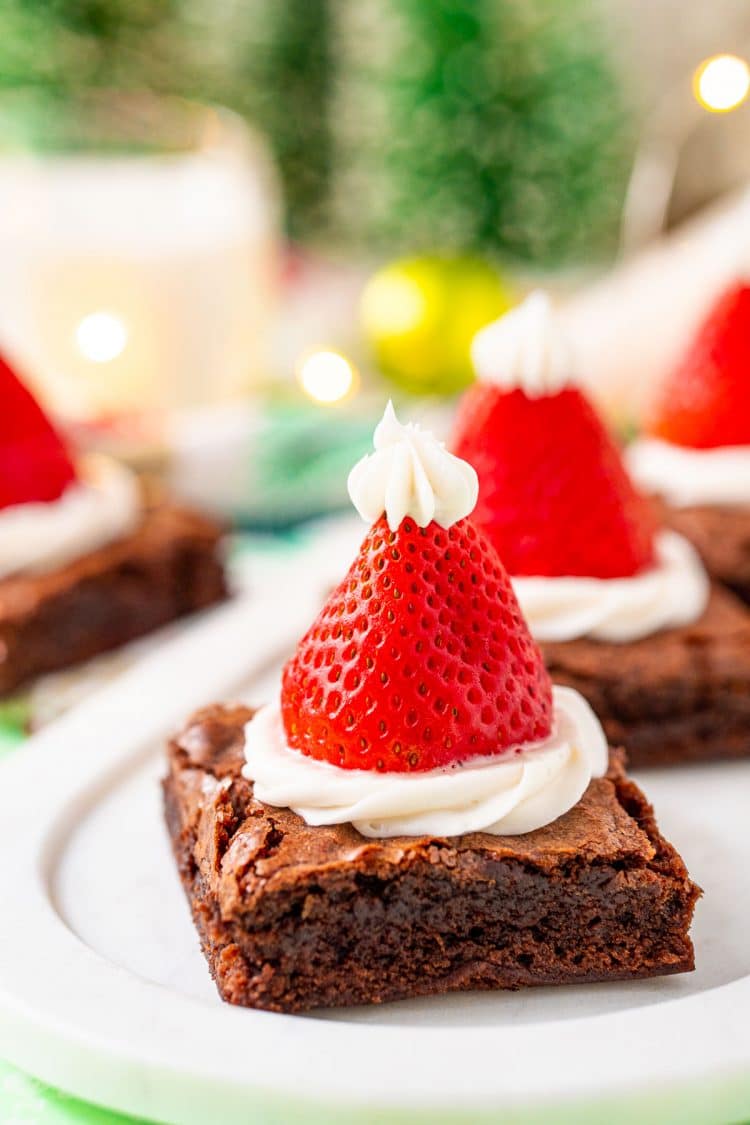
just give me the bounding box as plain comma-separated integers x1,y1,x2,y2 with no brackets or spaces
627,437,750,508
347,401,478,531
242,686,607,839
471,290,574,398
512,530,708,643
0,454,141,578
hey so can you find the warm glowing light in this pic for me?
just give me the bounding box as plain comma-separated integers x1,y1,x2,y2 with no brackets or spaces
693,54,750,113
75,312,129,363
297,350,357,404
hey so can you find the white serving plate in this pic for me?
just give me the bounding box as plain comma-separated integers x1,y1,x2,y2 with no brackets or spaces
0,545,749,1125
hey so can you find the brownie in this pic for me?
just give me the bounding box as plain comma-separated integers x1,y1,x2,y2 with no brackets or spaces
163,703,699,1014
660,501,750,607
541,586,750,768
0,504,227,696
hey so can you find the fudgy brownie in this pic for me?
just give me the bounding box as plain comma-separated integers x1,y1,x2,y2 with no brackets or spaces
0,504,227,696
542,586,750,768
164,703,699,1014
660,501,750,607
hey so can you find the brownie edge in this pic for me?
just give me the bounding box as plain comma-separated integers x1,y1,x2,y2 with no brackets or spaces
541,586,750,768
662,501,750,607
0,503,227,696
164,703,700,1014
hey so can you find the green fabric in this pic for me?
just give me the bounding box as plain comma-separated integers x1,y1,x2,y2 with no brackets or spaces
0,1061,143,1124
0,698,28,754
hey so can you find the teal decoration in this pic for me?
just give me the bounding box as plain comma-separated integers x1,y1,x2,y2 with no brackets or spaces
243,404,373,528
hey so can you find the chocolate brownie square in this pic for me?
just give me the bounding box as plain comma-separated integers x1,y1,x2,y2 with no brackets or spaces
661,502,750,607
541,586,750,768
0,504,227,696
163,703,699,1013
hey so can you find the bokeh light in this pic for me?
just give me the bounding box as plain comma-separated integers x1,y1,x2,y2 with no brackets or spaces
693,54,750,113
296,349,358,404
75,312,129,363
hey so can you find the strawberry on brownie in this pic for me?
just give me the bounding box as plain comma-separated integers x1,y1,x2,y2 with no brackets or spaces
451,291,750,767
628,280,750,606
280,483,552,774
0,352,227,696
0,352,78,508
164,402,699,1012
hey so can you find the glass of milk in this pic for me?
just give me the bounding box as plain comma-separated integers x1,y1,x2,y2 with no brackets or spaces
0,91,280,433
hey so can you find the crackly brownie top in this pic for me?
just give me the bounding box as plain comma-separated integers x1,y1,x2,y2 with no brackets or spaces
168,703,663,908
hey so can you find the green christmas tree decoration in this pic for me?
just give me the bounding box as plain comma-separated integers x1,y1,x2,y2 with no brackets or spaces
222,0,333,240
0,0,633,263
328,0,632,265
0,0,187,102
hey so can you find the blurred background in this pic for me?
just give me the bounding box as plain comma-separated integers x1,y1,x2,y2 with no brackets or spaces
2,0,750,525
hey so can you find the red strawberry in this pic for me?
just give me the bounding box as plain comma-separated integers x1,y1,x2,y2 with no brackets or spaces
0,352,77,510
281,515,553,773
649,282,750,449
452,385,656,579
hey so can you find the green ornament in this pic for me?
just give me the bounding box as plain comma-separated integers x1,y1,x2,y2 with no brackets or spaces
361,256,514,396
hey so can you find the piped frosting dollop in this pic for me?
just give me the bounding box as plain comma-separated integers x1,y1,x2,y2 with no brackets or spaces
471,290,574,398
347,401,478,531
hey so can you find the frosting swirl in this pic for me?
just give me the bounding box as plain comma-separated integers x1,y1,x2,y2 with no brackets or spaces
0,454,141,579
347,400,478,531
471,290,574,398
512,530,709,643
627,437,750,508
243,686,608,839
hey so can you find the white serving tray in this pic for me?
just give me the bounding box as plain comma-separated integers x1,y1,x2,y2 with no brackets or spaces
0,543,749,1125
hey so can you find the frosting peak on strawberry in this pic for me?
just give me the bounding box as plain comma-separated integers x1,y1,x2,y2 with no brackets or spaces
280,404,553,773
0,352,77,510
471,291,574,399
348,401,478,531
453,300,656,579
648,282,750,449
